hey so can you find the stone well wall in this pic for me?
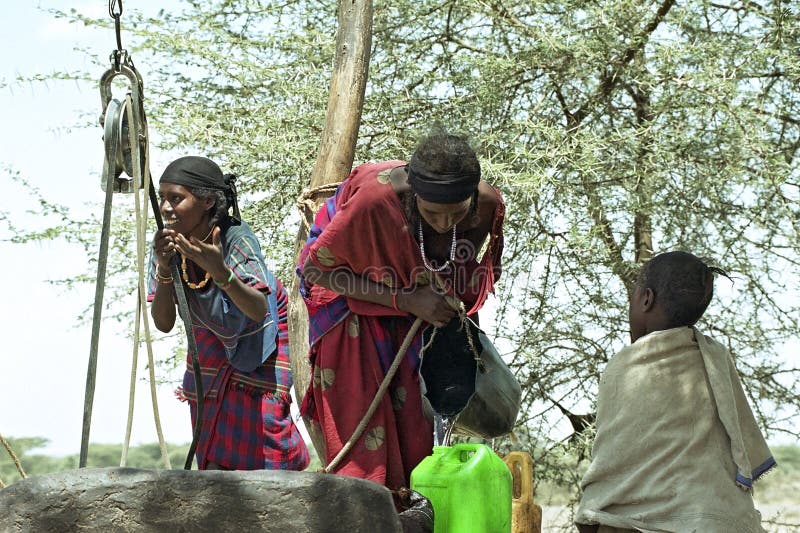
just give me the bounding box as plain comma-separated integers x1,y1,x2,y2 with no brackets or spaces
0,468,402,532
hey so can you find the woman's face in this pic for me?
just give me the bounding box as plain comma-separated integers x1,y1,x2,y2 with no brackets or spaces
416,196,472,233
158,183,213,238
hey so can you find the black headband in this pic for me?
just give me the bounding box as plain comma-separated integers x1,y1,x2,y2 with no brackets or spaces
407,153,480,204
160,156,241,224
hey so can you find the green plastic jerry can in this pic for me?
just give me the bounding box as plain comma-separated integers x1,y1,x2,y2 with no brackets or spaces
410,443,512,533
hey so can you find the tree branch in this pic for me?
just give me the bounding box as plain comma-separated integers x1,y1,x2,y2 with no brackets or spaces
571,0,676,126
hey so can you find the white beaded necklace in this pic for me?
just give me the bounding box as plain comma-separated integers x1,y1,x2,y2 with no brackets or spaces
418,220,457,272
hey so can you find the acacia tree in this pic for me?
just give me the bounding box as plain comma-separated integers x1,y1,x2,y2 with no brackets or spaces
10,0,799,500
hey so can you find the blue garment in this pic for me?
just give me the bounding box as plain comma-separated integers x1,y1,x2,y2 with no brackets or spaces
148,218,281,372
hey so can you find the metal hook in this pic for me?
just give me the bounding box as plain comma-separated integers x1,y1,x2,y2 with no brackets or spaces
108,0,124,63
108,0,123,18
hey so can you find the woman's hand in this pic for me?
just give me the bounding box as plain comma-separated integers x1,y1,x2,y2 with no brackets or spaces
174,226,227,280
151,228,179,333
397,285,458,328
153,228,177,272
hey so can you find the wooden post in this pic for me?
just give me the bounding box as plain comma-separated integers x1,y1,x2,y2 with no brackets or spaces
288,0,373,461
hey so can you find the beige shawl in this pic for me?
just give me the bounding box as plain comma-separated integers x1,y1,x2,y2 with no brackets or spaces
576,327,775,533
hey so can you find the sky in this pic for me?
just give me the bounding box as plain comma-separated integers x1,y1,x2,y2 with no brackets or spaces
0,1,220,456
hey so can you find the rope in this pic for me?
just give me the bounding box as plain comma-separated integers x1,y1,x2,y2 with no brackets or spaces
128,99,171,469
121,107,141,464
121,296,141,466
0,432,27,480
124,132,148,462
457,305,484,369
141,285,172,469
178,267,204,469
295,182,341,233
114,96,170,469
324,317,424,473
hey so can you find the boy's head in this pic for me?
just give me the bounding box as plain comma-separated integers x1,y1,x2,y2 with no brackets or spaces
628,251,727,342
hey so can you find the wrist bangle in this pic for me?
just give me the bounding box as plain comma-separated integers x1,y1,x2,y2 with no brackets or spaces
156,269,173,284
392,291,400,312
214,268,235,290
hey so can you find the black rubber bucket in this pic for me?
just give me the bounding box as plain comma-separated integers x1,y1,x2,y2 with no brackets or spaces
420,317,521,439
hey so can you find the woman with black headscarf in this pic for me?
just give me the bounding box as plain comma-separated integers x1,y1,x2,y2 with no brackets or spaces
148,156,309,471
297,132,505,489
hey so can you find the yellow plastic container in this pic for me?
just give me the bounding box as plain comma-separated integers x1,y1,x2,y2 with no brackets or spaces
411,443,511,533
503,451,542,533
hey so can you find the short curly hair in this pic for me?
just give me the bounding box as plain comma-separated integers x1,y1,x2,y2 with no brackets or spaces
412,130,480,179
635,251,729,328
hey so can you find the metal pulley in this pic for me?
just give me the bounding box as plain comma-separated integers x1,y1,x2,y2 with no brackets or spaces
99,50,148,193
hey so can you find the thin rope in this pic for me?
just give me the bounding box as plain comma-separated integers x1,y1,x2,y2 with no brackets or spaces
121,296,141,466
458,306,483,367
121,97,144,467
142,292,172,470
87,26,179,469
420,326,438,354
324,317,424,473
0,432,26,480
129,99,171,469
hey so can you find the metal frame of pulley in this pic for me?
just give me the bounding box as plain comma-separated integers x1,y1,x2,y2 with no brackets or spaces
99,56,147,194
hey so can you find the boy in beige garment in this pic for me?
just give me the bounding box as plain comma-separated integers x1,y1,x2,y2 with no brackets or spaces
576,251,775,533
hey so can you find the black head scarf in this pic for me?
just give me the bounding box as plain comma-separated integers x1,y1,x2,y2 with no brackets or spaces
159,156,241,224
407,151,481,204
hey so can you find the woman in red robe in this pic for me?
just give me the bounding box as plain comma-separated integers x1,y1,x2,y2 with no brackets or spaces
298,132,505,489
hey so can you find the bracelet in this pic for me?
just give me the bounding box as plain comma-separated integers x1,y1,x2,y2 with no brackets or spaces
214,268,235,290
392,291,400,311
156,268,173,284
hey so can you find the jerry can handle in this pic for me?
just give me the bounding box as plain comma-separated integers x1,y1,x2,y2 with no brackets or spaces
505,452,533,500
456,442,481,462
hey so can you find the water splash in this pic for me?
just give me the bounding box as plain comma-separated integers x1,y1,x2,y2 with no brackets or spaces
433,414,456,446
